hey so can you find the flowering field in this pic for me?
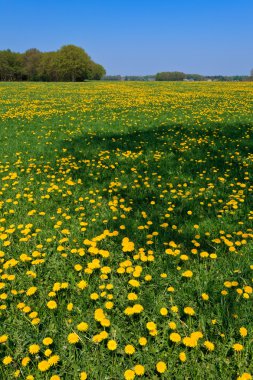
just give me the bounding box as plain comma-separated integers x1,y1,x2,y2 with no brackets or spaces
0,81,253,380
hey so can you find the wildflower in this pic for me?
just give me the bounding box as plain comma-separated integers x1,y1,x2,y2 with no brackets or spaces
48,355,60,366
204,341,215,351
77,280,88,290
124,369,135,380
0,335,8,343
128,292,138,300
43,337,53,346
47,300,57,309
168,321,177,329
124,344,135,354
77,322,89,332
128,279,140,287
22,357,30,366
160,307,168,316
31,318,40,325
134,364,145,375
239,327,247,337
233,343,243,352
146,321,156,330
184,307,195,316
38,360,50,371
67,303,73,311
3,356,13,365
26,286,37,296
29,344,40,354
80,372,88,380
237,373,252,380
179,352,187,362
107,340,117,350
139,337,147,346
182,270,193,278
132,304,144,313
169,332,181,342
156,361,167,373
68,332,79,344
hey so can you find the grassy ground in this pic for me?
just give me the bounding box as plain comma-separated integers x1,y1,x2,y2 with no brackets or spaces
0,81,253,380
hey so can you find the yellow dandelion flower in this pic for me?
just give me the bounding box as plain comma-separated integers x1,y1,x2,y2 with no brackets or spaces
124,369,135,380
184,307,195,316
139,337,147,346
50,376,61,380
47,300,57,309
156,361,167,373
29,344,40,354
77,322,89,332
179,351,187,362
48,355,60,366
239,327,247,337
124,344,136,354
169,332,181,343
204,341,215,351
67,332,79,344
233,343,243,352
107,340,117,350
43,337,53,346
38,360,50,372
134,364,145,375
3,356,13,365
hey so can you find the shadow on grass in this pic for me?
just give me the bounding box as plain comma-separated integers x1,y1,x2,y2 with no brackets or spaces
58,120,253,325
58,121,253,246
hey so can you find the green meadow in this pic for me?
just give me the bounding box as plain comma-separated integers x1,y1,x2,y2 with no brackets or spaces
0,81,253,380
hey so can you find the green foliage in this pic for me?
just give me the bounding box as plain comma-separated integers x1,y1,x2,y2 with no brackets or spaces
22,48,42,81
156,71,186,81
0,50,23,81
0,45,106,82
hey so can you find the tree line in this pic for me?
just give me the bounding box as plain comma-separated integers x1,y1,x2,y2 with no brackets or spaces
102,72,253,82
155,71,252,81
0,45,106,81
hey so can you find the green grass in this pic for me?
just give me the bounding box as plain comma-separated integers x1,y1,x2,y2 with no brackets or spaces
0,81,252,380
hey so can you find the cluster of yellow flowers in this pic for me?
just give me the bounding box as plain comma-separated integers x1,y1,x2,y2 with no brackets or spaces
0,81,252,379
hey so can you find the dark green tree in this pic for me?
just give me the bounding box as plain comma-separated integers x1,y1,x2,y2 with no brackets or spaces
0,45,106,81
87,61,106,80
0,50,23,80
22,48,42,80
156,71,186,81
56,45,91,81
38,52,58,81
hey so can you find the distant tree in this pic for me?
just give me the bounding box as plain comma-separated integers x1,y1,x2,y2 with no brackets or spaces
0,50,23,81
0,45,105,82
155,72,186,81
38,52,59,81
185,73,205,81
0,50,14,80
22,48,42,80
102,75,122,81
56,45,92,81
87,61,106,80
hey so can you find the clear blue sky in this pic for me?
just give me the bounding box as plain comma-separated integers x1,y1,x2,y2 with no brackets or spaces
1,0,253,76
